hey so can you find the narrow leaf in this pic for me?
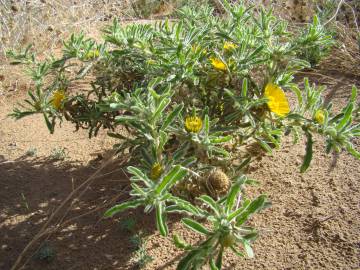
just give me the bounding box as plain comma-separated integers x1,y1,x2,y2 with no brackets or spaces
242,78,248,97
216,246,224,268
43,113,54,134
300,131,313,173
235,195,267,225
336,103,353,131
228,195,266,222
156,165,187,194
225,181,242,214
153,98,171,122
242,240,254,258
204,114,210,138
104,199,143,217
127,166,151,183
198,195,220,216
156,203,168,236
182,218,211,235
161,103,183,130
173,234,191,250
177,249,200,270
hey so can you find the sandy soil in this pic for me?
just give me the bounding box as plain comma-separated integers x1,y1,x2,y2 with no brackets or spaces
0,70,359,269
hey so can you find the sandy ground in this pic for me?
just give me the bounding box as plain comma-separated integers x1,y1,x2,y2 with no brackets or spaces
0,71,359,270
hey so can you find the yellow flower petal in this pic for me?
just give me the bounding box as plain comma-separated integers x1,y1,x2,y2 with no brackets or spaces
209,57,227,71
85,49,100,60
314,109,325,124
185,116,203,133
51,90,66,110
223,42,238,51
264,83,290,117
192,44,207,55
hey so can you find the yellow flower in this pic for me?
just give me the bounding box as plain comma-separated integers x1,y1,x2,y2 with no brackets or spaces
314,109,325,124
223,42,238,51
85,49,100,60
217,102,225,115
185,116,203,133
264,83,290,117
150,162,163,180
51,90,66,110
209,57,227,71
191,44,207,55
191,44,198,53
147,59,156,65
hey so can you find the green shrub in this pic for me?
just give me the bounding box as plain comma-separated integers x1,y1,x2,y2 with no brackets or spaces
9,1,360,269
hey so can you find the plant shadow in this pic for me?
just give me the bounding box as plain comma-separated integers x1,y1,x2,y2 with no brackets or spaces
0,154,159,270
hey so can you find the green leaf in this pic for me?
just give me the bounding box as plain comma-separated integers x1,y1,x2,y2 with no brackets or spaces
242,78,248,97
300,131,313,173
107,132,128,140
153,97,171,122
204,114,210,138
180,157,197,167
209,259,219,270
210,135,233,144
345,142,360,159
156,203,168,236
248,45,264,60
115,115,138,123
156,165,187,194
234,195,267,225
167,196,204,217
243,231,258,241
336,103,353,132
198,195,220,216
159,130,169,151
127,166,151,183
161,103,183,131
256,139,272,154
230,246,244,257
350,85,357,102
216,246,224,268
228,195,266,222
225,181,242,214
177,249,200,270
242,240,254,258
43,113,54,134
211,146,230,157
236,157,251,171
173,234,191,250
173,142,189,161
104,199,143,217
182,218,211,235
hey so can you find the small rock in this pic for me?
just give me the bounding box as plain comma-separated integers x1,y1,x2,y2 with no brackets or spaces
1,244,10,251
11,5,18,12
8,142,16,147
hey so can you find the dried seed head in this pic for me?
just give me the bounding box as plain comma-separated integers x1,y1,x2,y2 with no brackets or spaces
220,233,236,247
207,169,230,196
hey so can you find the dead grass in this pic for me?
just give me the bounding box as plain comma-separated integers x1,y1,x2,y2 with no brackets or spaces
0,0,138,56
